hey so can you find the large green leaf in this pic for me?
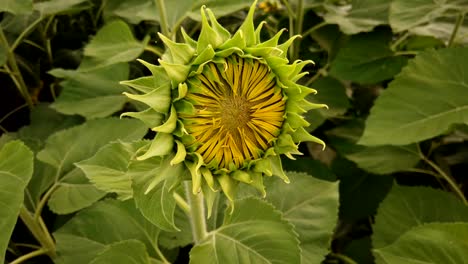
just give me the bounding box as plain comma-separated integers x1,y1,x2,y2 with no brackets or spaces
89,239,151,264
359,48,468,146
47,168,106,214
328,120,420,174
0,0,32,14
77,141,148,200
321,0,390,35
0,141,33,264
37,118,146,175
50,63,130,119
54,199,162,264
264,172,339,263
306,77,350,131
330,29,407,84
36,118,147,214
373,184,468,248
389,0,468,32
83,20,148,67
374,223,468,264
190,198,301,264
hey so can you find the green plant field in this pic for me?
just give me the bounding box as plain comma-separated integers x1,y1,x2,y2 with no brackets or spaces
1,0,468,263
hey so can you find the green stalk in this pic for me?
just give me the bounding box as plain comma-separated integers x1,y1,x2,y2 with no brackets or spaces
293,0,304,60
10,248,49,264
18,207,56,258
448,12,465,47
0,27,34,109
417,145,468,205
155,0,171,38
184,182,207,244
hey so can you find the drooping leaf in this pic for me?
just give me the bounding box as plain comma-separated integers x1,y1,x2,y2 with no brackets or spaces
47,168,106,214
359,48,468,146
50,63,130,119
0,0,32,14
328,120,420,174
190,197,301,264
373,184,468,248
54,199,162,264
264,172,339,263
321,0,390,35
0,141,33,263
34,0,92,15
90,239,151,264
374,223,468,264
84,20,148,66
102,0,158,24
77,140,148,200
389,0,468,32
130,155,185,232
306,77,350,131
330,29,407,84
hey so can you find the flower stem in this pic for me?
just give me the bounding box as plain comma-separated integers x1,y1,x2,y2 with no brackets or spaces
184,182,207,244
10,248,49,264
448,12,465,47
155,0,171,38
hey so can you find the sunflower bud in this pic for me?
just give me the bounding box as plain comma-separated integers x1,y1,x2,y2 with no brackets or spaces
121,0,326,203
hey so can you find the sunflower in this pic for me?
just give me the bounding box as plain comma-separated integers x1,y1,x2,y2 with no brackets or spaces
121,0,326,203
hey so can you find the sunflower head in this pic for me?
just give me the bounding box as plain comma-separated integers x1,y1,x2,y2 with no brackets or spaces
121,0,326,204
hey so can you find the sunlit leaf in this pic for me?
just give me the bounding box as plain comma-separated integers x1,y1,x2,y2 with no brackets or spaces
50,63,130,119
359,48,468,146
330,29,407,84
322,0,390,35
54,199,162,264
373,184,468,248
374,223,468,264
389,0,468,32
190,197,300,264
0,141,33,263
264,172,339,263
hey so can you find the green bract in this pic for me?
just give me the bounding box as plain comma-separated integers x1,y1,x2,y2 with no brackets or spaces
121,0,326,203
